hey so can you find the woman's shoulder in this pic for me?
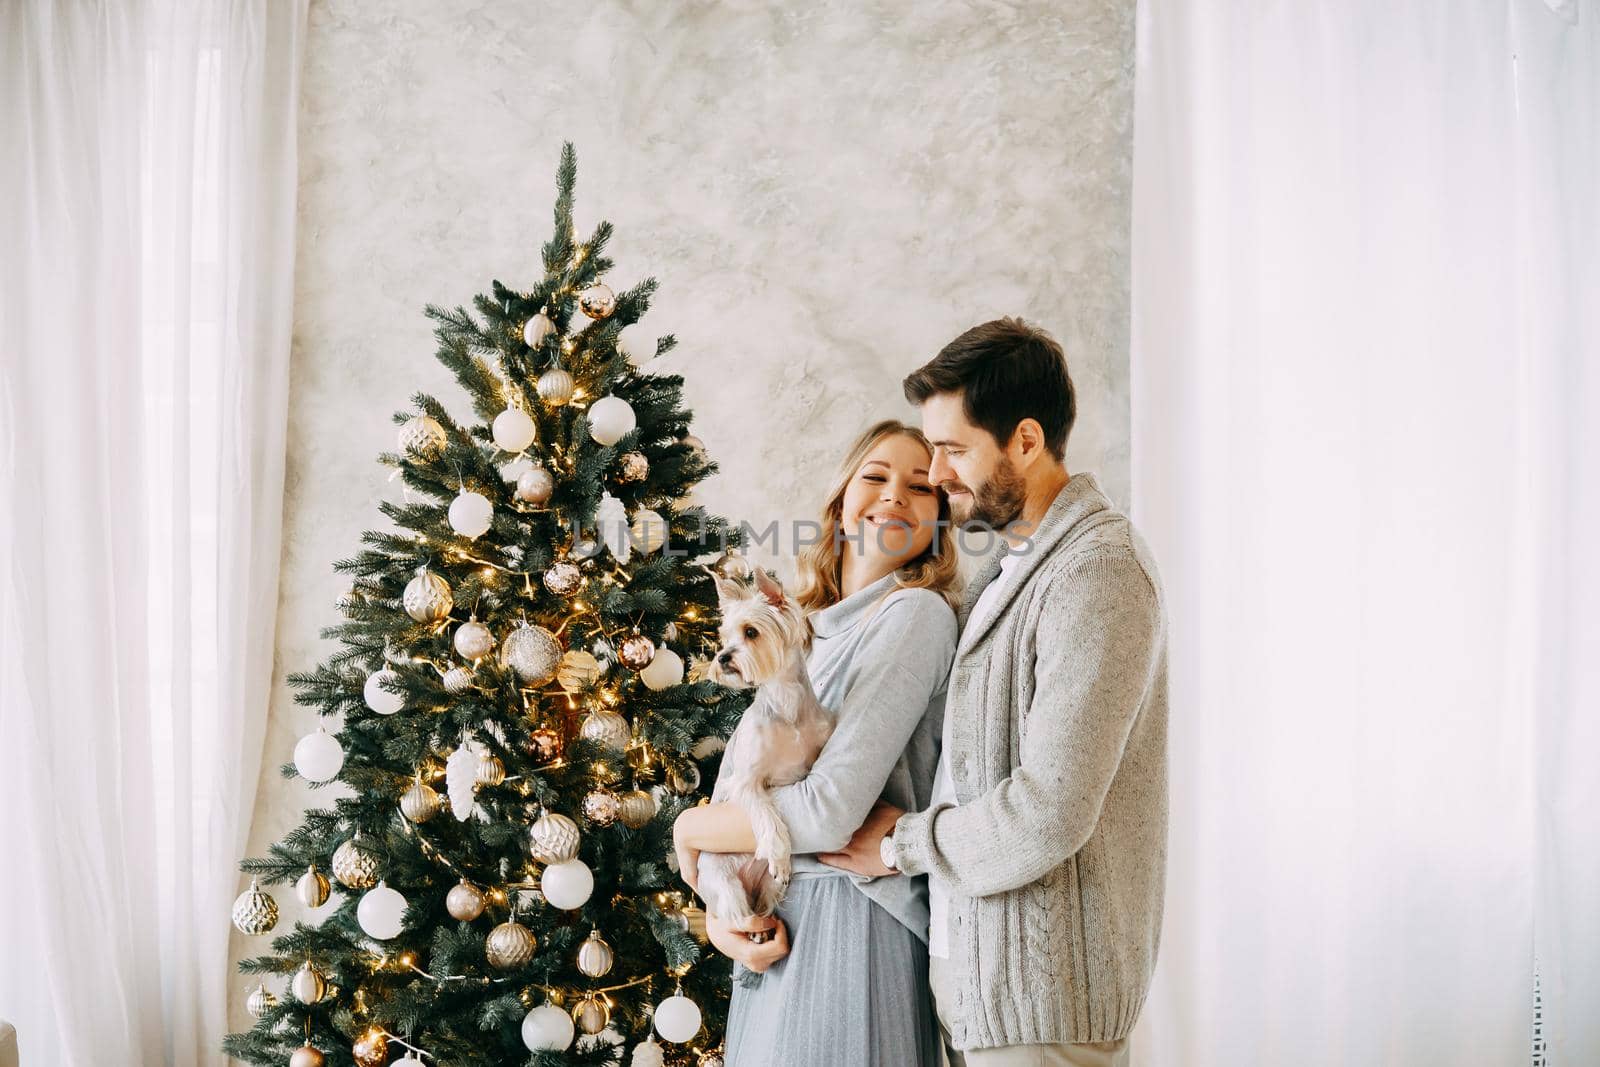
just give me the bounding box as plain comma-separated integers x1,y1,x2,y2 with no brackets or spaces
874,585,959,645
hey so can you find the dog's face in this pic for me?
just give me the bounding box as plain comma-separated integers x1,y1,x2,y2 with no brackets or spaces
706,564,808,688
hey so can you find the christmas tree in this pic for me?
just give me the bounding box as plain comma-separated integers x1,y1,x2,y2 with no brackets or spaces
224,144,750,1067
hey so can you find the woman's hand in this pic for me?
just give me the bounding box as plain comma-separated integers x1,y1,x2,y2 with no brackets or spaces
672,814,701,893
706,911,791,973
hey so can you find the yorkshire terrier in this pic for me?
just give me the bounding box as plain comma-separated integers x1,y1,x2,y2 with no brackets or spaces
695,563,836,932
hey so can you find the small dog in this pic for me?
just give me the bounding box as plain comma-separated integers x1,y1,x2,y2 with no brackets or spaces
695,563,836,931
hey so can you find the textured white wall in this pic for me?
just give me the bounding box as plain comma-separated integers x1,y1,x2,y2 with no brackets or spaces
232,0,1133,1036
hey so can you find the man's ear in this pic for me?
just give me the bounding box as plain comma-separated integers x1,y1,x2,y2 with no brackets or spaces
751,564,787,608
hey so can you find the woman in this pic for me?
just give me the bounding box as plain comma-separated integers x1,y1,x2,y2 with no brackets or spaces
673,419,961,1066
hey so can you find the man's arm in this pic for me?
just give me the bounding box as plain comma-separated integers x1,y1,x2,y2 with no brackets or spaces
891,550,1163,897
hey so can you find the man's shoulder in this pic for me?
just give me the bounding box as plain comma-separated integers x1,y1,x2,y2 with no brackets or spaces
1039,507,1164,605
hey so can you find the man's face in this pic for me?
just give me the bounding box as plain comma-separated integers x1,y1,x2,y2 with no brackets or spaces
919,392,1026,530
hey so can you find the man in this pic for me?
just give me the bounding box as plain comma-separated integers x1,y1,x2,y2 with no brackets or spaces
819,317,1169,1066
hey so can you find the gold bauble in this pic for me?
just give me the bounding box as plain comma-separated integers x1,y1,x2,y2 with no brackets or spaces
295,865,330,908
618,632,655,669
526,726,562,764
617,450,649,483
398,415,447,458
619,788,657,829
576,930,614,978
445,879,486,921
231,877,279,935
579,709,629,751
485,920,537,969
626,742,664,787
665,761,702,796
290,960,327,1004
331,837,381,890
402,567,452,622
573,993,610,1034
290,1045,326,1067
528,811,581,863
515,465,555,505
537,367,575,406
557,650,601,693
474,752,505,787
715,551,751,580
681,904,710,943
579,282,617,320
245,983,276,1018
581,788,621,827
400,779,441,823
542,560,583,597
352,1030,387,1067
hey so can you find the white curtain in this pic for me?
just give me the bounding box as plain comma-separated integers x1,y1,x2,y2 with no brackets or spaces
0,2,306,1064
1130,1,1598,1065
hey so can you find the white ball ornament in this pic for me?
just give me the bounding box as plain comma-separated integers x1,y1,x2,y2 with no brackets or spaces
515,465,555,505
587,395,637,446
639,647,684,691
630,508,669,554
357,881,407,941
523,311,556,348
394,1057,425,1067
448,490,494,540
540,858,595,910
293,726,344,783
654,994,703,1043
522,1003,576,1052
492,406,537,453
453,619,495,661
363,669,405,715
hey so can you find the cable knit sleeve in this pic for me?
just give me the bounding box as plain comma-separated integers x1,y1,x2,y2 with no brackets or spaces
770,588,957,854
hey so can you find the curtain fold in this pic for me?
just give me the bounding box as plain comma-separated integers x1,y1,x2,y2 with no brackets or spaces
1129,1,1597,1063
0,2,306,1063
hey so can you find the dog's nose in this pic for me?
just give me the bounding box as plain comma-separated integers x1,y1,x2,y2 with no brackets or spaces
716,649,734,665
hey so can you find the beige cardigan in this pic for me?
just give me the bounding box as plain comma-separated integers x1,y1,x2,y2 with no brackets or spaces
892,472,1169,1049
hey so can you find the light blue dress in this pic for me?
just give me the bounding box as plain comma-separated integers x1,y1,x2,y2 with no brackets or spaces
716,571,958,1067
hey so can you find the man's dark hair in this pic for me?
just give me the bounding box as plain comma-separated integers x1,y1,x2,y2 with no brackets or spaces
902,317,1075,460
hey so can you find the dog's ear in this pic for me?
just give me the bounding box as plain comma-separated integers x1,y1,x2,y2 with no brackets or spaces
703,564,747,604
751,564,787,608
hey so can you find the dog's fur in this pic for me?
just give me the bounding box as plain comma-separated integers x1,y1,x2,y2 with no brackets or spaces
695,564,836,929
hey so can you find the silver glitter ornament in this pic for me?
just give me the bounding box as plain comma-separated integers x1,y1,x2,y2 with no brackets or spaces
542,561,582,597
501,622,561,683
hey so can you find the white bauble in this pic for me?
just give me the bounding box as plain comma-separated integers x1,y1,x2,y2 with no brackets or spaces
515,465,555,505
522,1003,576,1052
448,490,494,539
522,311,556,348
363,669,405,716
629,508,669,555
492,407,537,453
453,619,495,661
587,396,637,446
540,858,594,910
357,881,407,940
293,727,344,783
394,1057,425,1067
639,648,683,691
654,994,703,1043
615,324,652,367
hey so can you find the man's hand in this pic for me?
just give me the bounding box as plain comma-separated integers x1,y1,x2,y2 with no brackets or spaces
818,799,904,878
706,911,791,973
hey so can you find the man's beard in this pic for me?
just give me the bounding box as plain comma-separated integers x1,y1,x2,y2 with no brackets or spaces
950,456,1026,531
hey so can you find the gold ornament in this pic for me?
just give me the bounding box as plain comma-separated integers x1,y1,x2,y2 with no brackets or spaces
578,282,617,320
573,993,611,1034
445,879,486,921
618,632,655,669
332,836,381,890
442,665,475,694
715,551,751,580
579,709,630,751
403,567,452,622
617,450,649,482
352,1030,387,1067
485,920,537,969
582,788,621,827
577,930,614,977
682,433,708,460
290,1045,326,1067
295,865,330,908
537,367,576,406
626,742,664,787
666,762,702,796
515,465,555,505
500,622,561,683
400,778,441,823
231,877,279,935
542,561,583,597
398,415,447,458
528,811,581,863
680,904,710,943
629,508,669,555
557,650,601,692
474,751,506,787
290,960,327,1004
245,983,276,1018
619,789,657,829
526,726,562,764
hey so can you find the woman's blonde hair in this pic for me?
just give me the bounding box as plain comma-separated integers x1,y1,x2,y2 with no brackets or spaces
794,419,962,615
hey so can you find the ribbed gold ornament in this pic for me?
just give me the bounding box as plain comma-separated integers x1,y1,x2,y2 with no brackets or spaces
400,778,441,823
485,920,537,969
332,837,381,890
528,811,581,863
295,865,330,907
619,788,657,829
576,930,614,978
402,566,452,622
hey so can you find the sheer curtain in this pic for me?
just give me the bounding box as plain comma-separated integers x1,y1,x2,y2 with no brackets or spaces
1130,1,1597,1064
0,2,306,1063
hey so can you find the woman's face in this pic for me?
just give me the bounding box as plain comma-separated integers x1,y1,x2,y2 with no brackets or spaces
839,434,941,564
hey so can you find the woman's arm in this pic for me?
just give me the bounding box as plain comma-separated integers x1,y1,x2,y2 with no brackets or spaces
677,590,957,861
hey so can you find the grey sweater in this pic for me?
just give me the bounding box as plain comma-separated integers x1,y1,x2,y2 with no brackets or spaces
891,472,1169,1049
711,571,958,940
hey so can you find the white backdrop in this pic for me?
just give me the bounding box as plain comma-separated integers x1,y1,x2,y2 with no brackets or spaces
0,2,305,1064
1130,1,1598,1063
